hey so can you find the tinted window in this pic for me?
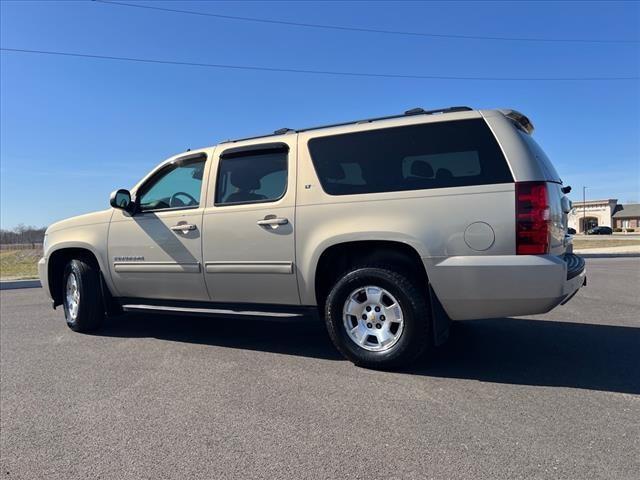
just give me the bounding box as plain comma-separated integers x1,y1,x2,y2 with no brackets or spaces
138,157,206,211
308,119,512,195
215,149,287,205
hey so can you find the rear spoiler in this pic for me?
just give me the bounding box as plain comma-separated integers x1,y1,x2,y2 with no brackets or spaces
498,109,534,135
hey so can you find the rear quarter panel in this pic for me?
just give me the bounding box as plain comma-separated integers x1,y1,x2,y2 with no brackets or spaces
295,123,516,305
482,110,566,255
481,110,554,182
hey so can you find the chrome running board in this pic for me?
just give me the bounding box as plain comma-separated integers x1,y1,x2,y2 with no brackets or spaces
121,303,303,318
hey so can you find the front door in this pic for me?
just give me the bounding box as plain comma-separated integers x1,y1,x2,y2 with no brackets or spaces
108,152,211,301
201,139,299,305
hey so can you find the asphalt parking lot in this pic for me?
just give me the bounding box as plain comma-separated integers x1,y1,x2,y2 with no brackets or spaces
1,258,639,479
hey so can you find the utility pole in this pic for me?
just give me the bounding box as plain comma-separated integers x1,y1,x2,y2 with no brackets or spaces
583,186,587,233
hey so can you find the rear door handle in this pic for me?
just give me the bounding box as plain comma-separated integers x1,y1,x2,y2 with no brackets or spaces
257,217,288,227
170,224,197,233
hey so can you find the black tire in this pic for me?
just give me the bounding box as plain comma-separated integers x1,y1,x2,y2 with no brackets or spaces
324,267,431,369
62,259,104,332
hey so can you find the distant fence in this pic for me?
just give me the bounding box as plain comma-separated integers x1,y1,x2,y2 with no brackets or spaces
0,243,43,251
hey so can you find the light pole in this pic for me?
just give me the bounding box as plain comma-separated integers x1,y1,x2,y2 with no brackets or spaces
582,186,588,233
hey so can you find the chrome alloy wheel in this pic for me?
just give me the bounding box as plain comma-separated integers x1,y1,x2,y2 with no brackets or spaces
342,286,404,352
65,273,80,321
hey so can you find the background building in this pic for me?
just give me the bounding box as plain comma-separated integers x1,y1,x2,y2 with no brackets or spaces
612,204,640,230
569,199,640,232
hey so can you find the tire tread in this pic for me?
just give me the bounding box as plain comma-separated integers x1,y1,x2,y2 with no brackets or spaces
324,266,431,369
63,259,104,332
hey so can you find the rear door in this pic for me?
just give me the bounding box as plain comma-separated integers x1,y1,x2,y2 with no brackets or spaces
201,138,299,305
108,151,212,301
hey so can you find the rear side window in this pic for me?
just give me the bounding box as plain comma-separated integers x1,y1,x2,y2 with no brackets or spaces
215,147,288,206
308,119,512,195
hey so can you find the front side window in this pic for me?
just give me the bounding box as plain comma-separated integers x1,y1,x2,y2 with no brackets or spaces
308,119,513,195
215,148,287,205
138,156,206,212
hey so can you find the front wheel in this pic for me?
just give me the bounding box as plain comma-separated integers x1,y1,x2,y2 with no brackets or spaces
62,259,104,332
324,267,431,369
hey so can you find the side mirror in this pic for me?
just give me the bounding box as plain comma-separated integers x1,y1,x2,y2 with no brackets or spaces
110,189,133,212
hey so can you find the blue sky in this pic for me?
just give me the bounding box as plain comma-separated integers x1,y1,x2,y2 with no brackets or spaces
1,0,638,229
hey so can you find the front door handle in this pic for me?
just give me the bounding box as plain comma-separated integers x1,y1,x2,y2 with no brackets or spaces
257,216,289,227
170,224,197,233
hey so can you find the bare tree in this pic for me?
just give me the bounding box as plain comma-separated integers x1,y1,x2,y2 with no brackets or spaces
0,225,47,246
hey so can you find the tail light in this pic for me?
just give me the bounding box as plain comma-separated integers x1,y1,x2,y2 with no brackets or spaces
516,182,550,255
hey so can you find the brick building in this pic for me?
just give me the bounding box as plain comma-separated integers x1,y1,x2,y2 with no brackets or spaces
568,200,640,232
612,203,640,230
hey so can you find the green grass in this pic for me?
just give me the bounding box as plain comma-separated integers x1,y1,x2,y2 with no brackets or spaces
0,248,42,280
573,238,640,250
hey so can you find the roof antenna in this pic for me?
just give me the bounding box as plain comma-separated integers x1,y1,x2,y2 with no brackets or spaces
404,107,426,115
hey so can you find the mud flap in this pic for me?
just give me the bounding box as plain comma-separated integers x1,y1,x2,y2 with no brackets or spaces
99,271,122,317
428,283,451,346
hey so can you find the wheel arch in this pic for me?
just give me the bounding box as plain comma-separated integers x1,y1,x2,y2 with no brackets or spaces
312,239,429,308
47,244,106,307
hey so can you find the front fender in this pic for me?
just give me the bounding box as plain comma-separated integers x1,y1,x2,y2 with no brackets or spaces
45,223,115,298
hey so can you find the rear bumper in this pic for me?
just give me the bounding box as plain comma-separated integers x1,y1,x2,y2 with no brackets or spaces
425,253,586,320
565,253,585,280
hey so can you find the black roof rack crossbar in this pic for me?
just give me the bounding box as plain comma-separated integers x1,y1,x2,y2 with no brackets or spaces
273,127,294,135
404,106,471,116
221,106,473,144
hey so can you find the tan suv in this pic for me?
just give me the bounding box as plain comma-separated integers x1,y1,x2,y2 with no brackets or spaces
38,106,586,368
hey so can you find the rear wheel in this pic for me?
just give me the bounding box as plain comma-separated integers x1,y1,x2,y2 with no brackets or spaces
324,267,431,369
62,259,104,332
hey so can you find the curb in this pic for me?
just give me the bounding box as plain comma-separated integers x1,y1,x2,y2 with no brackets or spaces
577,253,640,259
0,280,41,290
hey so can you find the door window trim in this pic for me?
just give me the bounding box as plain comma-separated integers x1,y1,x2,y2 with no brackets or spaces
214,143,289,207
135,152,208,214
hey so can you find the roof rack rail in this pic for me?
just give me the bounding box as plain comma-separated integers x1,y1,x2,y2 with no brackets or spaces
221,106,473,143
405,106,473,116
